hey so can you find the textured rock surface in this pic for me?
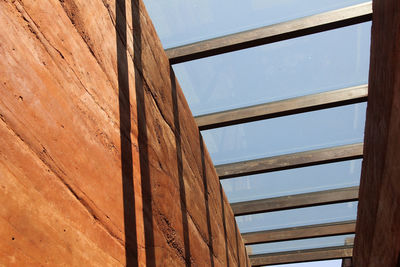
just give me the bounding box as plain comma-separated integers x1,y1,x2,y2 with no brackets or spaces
353,0,400,266
0,0,249,266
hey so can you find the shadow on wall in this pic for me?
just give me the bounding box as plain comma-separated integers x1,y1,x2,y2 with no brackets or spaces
115,0,155,265
199,134,216,267
115,0,138,265
170,66,193,266
131,0,157,265
116,0,190,265
116,1,235,266
220,182,230,267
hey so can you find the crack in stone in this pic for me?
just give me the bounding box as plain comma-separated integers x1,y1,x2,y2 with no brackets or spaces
155,209,195,266
0,115,125,253
14,0,120,135
57,0,118,93
13,0,133,162
5,4,127,252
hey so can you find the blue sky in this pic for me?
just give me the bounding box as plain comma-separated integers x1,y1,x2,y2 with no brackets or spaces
144,0,368,49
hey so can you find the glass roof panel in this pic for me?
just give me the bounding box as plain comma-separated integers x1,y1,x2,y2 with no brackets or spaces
172,22,370,116
143,1,369,262
203,103,366,165
236,202,357,233
247,234,354,255
143,0,369,48
222,159,362,203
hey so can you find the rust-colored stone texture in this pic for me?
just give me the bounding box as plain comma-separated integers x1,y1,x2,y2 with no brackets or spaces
353,0,400,266
0,0,250,266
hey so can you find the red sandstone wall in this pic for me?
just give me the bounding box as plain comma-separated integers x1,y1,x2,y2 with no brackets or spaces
353,0,400,266
0,0,249,266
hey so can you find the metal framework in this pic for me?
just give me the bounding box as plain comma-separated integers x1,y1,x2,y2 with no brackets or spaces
163,2,371,265
196,84,368,130
242,221,356,245
216,143,363,179
232,186,359,216
166,2,372,64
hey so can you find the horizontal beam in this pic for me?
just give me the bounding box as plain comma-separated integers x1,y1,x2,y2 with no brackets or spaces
345,237,355,246
166,2,372,64
216,143,363,179
250,245,353,266
242,220,356,245
196,85,368,130
232,186,359,216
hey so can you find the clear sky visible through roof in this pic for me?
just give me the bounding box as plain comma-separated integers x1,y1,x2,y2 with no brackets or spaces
172,23,370,116
143,1,371,266
144,0,369,49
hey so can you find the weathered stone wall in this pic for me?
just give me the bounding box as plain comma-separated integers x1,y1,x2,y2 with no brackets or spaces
0,0,249,266
353,0,400,266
